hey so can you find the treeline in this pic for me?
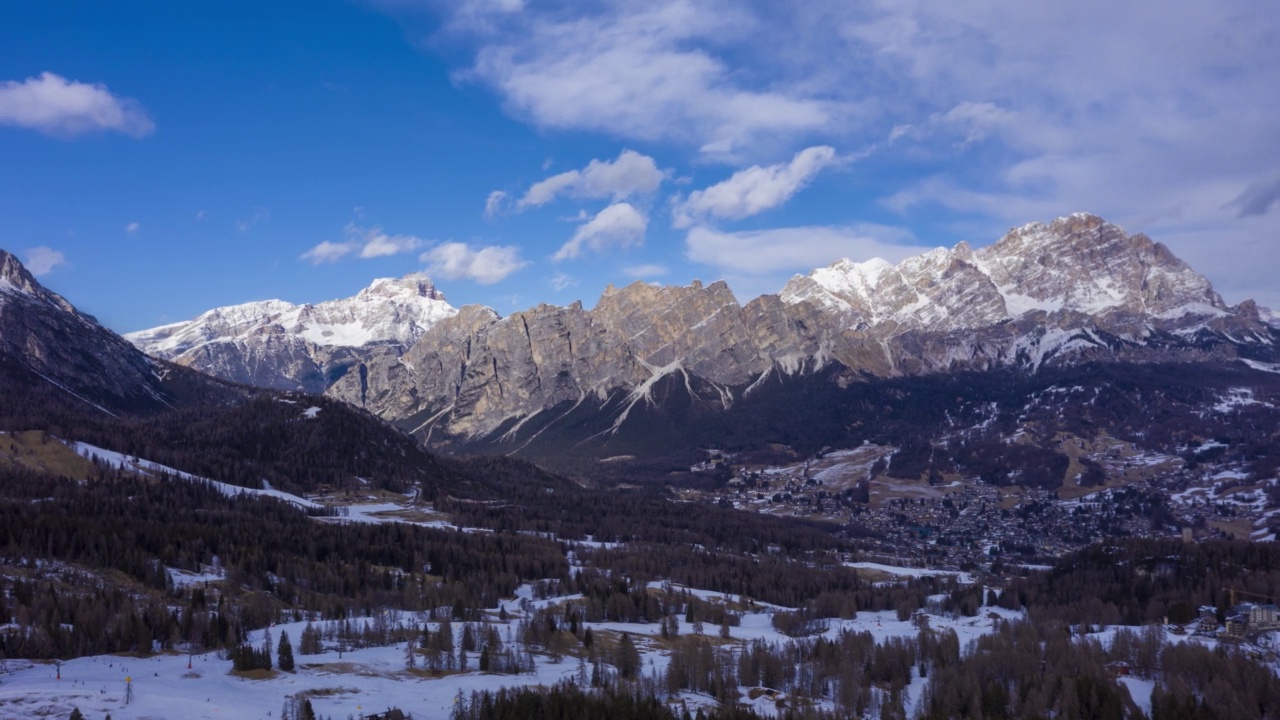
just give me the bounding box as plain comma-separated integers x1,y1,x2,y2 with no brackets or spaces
69,394,456,495
568,545,969,616
438,458,851,556
999,538,1280,625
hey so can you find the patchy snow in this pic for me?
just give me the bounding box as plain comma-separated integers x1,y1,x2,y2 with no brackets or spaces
1213,388,1269,413
1155,302,1228,320
301,406,322,419
998,290,1066,317
165,567,223,588
0,276,29,298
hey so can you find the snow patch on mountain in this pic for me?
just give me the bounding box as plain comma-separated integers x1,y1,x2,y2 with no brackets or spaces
0,276,26,299
1261,306,1280,328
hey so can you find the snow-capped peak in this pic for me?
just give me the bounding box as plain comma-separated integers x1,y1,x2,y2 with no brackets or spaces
357,273,446,303
127,274,457,359
780,213,1228,332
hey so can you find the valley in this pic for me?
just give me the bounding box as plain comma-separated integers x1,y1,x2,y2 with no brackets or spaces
3,213,1280,719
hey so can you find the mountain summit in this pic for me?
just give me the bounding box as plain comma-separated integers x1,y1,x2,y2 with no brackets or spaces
126,273,456,392
781,213,1226,330
0,249,192,413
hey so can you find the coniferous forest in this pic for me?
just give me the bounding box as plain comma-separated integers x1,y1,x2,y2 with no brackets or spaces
3,360,1280,719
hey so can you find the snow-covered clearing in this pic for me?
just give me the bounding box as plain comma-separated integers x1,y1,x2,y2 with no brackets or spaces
846,561,976,585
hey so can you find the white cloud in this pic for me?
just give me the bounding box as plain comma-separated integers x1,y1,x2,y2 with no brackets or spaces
441,2,843,151
379,0,1280,306
300,241,355,265
484,190,508,218
24,247,66,276
549,272,576,291
890,102,1023,149
421,242,527,284
358,229,422,258
673,145,838,227
518,150,664,209
685,224,919,277
195,210,205,221
300,224,423,264
125,222,140,235
554,202,648,261
624,263,669,278
0,72,154,138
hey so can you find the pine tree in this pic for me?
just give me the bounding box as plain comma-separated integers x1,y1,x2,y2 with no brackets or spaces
278,630,295,672
262,628,273,671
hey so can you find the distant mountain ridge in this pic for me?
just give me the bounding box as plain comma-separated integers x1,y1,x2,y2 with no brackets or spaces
123,214,1278,462
126,274,455,392
780,213,1227,329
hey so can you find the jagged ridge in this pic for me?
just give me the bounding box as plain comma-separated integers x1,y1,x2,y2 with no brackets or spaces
124,214,1279,452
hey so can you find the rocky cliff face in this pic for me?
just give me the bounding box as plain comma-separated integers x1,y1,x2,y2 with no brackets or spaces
0,250,188,412
129,214,1278,451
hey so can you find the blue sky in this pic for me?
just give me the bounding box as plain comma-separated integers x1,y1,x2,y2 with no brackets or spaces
2,0,1278,332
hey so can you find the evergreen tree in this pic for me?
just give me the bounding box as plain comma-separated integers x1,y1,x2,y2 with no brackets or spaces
262,628,273,671
299,622,321,655
277,630,295,672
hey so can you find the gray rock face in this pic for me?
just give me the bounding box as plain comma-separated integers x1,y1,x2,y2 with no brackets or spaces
128,214,1277,447
0,250,176,411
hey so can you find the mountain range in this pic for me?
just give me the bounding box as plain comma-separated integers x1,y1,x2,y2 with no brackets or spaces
3,212,1278,480
118,213,1277,466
